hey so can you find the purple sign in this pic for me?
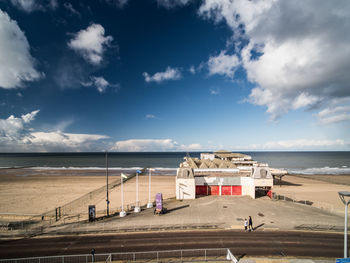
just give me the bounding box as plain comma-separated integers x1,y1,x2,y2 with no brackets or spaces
155,193,163,210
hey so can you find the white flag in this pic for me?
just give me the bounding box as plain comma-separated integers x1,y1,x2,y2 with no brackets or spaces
121,173,127,179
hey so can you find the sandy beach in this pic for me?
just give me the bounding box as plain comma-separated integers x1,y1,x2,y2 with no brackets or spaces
0,168,349,219
0,169,175,216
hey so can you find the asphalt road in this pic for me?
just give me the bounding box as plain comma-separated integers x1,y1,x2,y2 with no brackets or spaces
0,230,344,259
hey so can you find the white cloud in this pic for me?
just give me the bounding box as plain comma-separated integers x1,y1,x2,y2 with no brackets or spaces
210,88,220,95
68,23,113,65
10,0,58,12
27,131,109,151
0,110,111,152
207,50,240,78
143,66,182,83
111,139,201,152
0,110,39,140
0,111,109,152
145,114,157,119
157,0,192,9
0,10,43,89
199,0,350,121
247,139,347,151
105,0,129,8
63,2,80,17
189,65,196,74
81,76,119,93
317,105,350,124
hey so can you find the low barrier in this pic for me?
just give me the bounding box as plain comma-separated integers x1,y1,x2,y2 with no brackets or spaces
0,248,236,263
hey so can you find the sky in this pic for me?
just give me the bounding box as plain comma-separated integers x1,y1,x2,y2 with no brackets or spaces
0,0,350,152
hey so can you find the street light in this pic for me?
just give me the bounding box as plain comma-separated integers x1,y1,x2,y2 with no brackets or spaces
339,191,350,258
105,151,109,216
147,168,155,208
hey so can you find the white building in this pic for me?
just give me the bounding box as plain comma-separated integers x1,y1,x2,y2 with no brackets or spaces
176,150,283,200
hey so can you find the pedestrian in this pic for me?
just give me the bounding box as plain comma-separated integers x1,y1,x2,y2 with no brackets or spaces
244,218,248,232
248,216,254,231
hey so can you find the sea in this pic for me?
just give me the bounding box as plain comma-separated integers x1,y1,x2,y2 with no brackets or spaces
0,152,350,175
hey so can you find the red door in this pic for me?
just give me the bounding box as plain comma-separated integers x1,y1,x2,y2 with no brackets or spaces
196,185,207,195
231,186,242,195
208,185,220,195
221,186,232,195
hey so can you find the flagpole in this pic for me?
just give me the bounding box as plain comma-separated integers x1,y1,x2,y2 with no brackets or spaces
147,168,153,208
106,151,109,216
134,170,141,213
120,173,126,217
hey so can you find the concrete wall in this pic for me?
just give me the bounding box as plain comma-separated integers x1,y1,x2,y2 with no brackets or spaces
254,178,273,187
176,178,195,200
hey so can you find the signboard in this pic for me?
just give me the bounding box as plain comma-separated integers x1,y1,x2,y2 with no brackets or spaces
336,258,350,263
155,193,163,210
88,205,96,222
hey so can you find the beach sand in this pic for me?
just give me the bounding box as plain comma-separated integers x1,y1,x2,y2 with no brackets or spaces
273,174,350,214
0,169,175,216
0,168,349,219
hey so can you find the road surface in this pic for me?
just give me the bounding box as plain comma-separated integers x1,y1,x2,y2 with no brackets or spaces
0,230,343,259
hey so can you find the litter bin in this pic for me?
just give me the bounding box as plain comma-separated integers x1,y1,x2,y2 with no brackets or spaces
88,205,96,222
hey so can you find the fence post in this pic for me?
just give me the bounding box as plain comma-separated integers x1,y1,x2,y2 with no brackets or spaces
86,255,87,263
181,250,183,262
133,252,135,262
205,249,207,261
157,251,159,262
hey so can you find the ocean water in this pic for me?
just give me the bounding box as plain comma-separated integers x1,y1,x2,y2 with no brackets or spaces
0,152,349,175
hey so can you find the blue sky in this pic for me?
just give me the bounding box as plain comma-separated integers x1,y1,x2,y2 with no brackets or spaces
0,0,350,152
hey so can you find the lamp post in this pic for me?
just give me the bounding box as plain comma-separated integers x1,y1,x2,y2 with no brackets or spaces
147,168,155,208
105,151,109,216
120,173,127,217
339,191,350,258
134,170,142,213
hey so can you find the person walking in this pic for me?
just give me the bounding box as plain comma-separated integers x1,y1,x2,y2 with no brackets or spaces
248,216,254,231
244,218,248,232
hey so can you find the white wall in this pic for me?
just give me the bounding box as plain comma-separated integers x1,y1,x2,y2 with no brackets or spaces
176,178,195,200
241,185,255,199
254,179,273,187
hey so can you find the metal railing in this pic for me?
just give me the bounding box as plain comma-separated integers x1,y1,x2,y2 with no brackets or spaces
0,248,236,263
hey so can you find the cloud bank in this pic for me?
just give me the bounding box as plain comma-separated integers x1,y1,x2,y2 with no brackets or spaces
111,139,201,152
0,111,109,152
199,0,350,121
0,10,42,89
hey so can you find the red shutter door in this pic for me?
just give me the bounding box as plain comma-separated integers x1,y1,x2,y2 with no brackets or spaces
208,185,220,195
221,186,232,195
196,185,207,195
231,186,242,195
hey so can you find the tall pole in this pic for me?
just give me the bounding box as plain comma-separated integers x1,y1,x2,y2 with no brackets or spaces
149,169,151,204
339,191,350,258
121,174,124,212
106,151,109,216
134,170,141,212
120,173,126,217
147,168,154,208
345,203,348,258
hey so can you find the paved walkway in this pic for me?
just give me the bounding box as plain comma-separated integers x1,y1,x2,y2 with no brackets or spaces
40,194,345,236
